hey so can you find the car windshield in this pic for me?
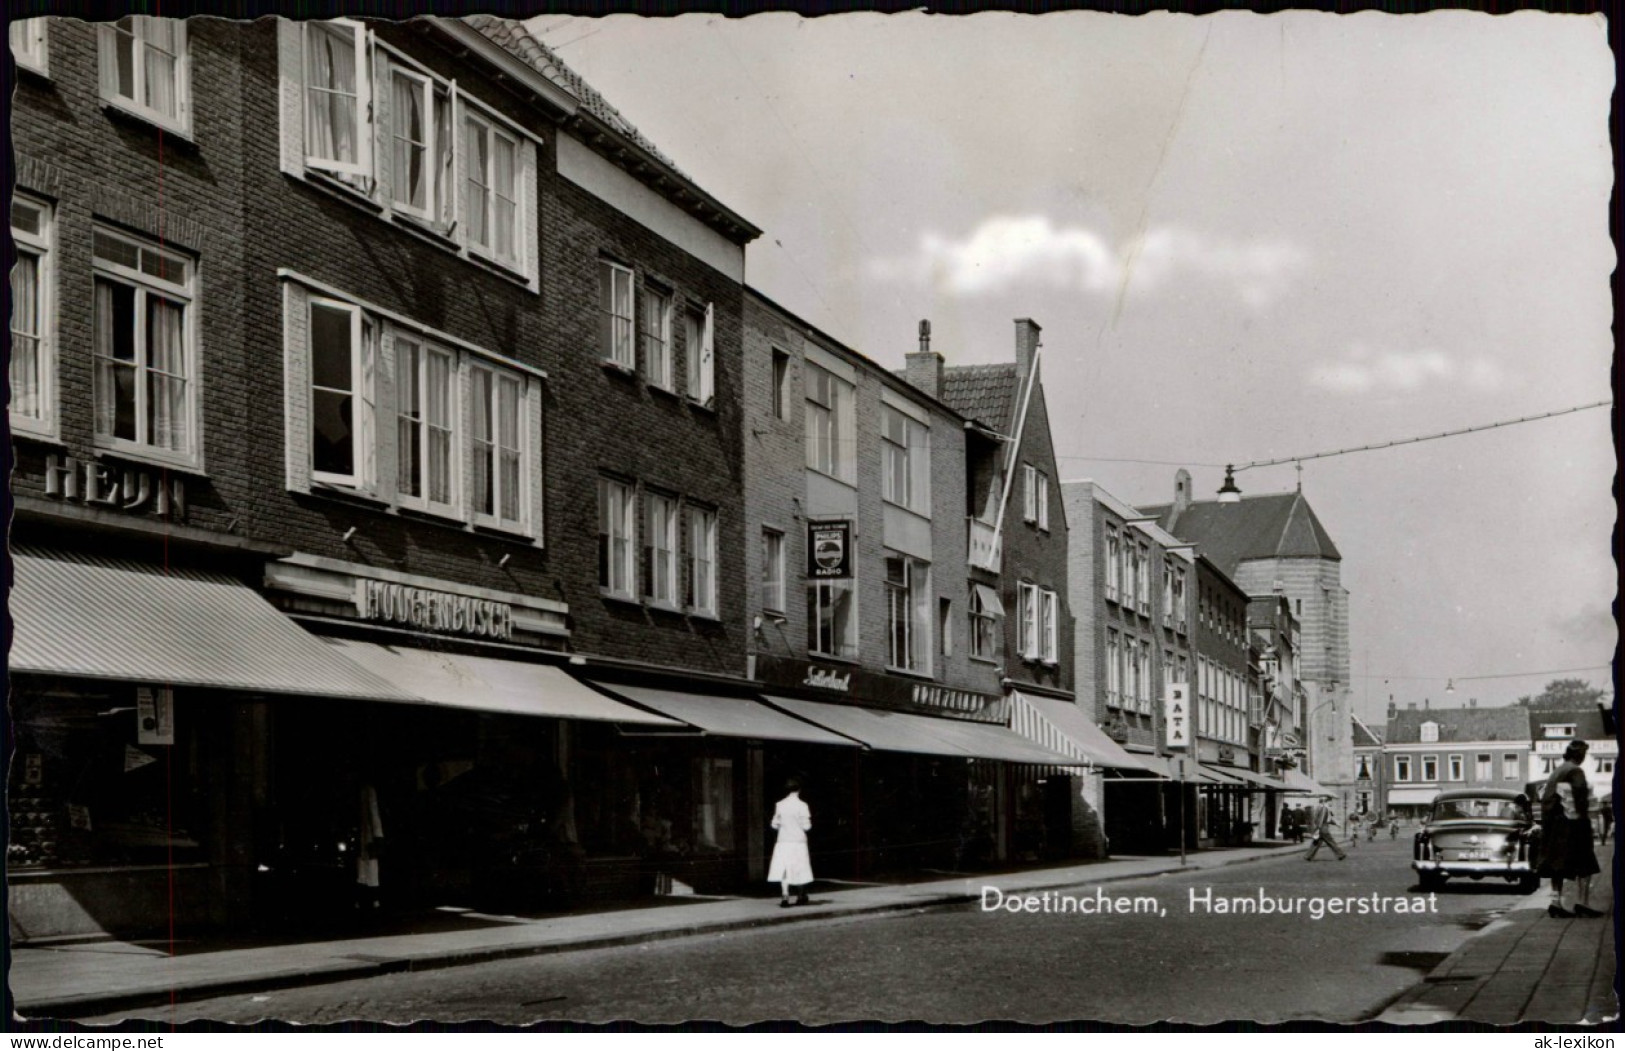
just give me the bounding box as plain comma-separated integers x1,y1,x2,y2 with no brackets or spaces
1433,798,1523,821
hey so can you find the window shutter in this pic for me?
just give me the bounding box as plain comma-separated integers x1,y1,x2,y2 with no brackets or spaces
97,23,116,103
374,325,399,506
527,377,544,542
522,137,540,286
276,18,305,176
357,314,378,492
174,23,191,129
282,282,312,494
372,50,393,206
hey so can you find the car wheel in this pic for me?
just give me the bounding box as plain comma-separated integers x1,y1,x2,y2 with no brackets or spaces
1418,870,1444,892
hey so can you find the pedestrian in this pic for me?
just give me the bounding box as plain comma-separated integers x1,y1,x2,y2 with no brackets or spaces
356,780,385,917
768,777,813,908
1388,813,1399,840
1280,804,1297,843
1598,801,1612,845
1538,740,1602,918
1303,795,1347,861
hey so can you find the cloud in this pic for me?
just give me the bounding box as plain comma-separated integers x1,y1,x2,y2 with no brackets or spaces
1307,343,1512,394
865,216,1306,307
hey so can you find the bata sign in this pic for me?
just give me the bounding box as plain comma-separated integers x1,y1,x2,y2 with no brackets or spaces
1164,683,1190,750
357,580,514,640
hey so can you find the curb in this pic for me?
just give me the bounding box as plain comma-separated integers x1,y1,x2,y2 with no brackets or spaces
17,846,1304,1019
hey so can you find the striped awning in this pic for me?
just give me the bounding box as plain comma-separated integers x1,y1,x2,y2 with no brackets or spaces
1007,691,1155,772
9,549,410,700
590,682,856,745
763,696,1076,765
1282,768,1334,796
1210,765,1286,791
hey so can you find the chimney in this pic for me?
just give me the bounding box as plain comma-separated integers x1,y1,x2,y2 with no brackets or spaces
1387,698,1396,718
904,319,943,399
1174,468,1193,514
1014,318,1041,390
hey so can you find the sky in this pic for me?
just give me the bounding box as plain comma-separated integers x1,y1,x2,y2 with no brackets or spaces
527,10,1616,726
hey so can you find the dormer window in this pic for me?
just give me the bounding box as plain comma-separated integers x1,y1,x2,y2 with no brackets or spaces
1545,724,1576,739
1419,721,1439,743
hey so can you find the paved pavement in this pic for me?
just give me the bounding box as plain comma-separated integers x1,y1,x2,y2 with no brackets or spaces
10,843,1301,1020
1379,840,1616,1025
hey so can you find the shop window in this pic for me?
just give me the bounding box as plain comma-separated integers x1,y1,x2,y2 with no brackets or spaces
691,757,735,854
10,195,54,438
808,578,857,660
100,16,189,135
92,226,198,467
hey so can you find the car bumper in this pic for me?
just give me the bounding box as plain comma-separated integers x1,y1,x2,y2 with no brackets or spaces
1413,859,1533,877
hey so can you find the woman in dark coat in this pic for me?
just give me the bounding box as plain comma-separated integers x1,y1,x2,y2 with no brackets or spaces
1538,740,1601,918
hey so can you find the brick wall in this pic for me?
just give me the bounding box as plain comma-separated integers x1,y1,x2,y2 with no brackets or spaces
999,378,1073,696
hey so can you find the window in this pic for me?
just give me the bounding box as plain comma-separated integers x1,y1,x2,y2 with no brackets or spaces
1121,544,1137,609
1447,755,1464,782
1475,754,1492,781
808,579,857,660
770,348,789,419
688,506,718,616
10,17,47,75
644,493,679,606
1041,588,1059,664
93,227,197,465
1162,562,1174,627
1421,755,1438,782
1104,527,1121,602
1017,582,1040,661
1106,631,1121,706
600,261,635,369
1124,639,1139,709
1419,721,1439,743
463,113,522,268
1544,724,1576,738
805,364,853,482
100,17,189,134
1135,548,1150,613
969,587,997,661
639,285,673,390
882,406,930,515
285,21,538,283
685,304,714,406
1394,755,1412,782
761,528,785,612
1022,465,1049,529
1598,758,1615,775
395,338,457,515
469,365,526,530
389,68,453,224
1136,639,1150,709
10,196,53,437
940,598,953,658
1502,753,1520,781
1540,757,1555,776
885,555,932,674
598,478,636,598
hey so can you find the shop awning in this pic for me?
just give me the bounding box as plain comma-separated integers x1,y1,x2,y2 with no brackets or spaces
1008,691,1156,772
763,696,1077,765
9,549,411,700
1281,768,1334,796
1210,765,1286,791
1193,764,1247,786
326,639,678,725
1388,787,1440,806
590,683,858,746
971,583,1005,618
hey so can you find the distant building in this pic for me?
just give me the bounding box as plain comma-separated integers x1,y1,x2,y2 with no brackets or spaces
1527,708,1617,804
1351,713,1384,819
1382,701,1533,818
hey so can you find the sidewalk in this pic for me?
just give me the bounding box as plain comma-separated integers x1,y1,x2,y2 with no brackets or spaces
10,842,1301,1019
1379,842,1617,1025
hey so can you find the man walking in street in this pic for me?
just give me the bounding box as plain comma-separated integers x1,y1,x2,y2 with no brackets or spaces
1304,795,1347,861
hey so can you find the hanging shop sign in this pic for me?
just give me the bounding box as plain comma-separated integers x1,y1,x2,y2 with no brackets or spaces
754,654,1006,724
806,520,852,579
1164,683,1190,750
43,454,186,518
356,580,514,641
137,685,174,745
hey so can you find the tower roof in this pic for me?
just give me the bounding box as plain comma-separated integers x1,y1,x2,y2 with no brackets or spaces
1142,490,1341,575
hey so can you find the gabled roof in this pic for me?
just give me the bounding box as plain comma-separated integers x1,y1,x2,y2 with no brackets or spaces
462,16,759,243
938,363,1019,434
1141,491,1341,575
1529,708,1608,742
1385,705,1531,745
1351,713,1383,748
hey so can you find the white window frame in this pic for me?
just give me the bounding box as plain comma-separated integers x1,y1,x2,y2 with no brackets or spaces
639,284,673,391
1035,470,1050,531
393,335,459,517
770,347,790,419
969,587,997,662
302,19,370,178
808,577,857,660
1136,547,1150,614
598,477,636,599
1018,581,1040,661
1447,755,1464,782
1106,631,1121,706
91,226,200,468
468,363,529,533
688,505,719,617
1502,753,1520,781
600,260,635,369
1104,526,1121,603
685,303,714,406
1419,721,1439,743
462,110,524,270
1135,635,1150,707
761,527,785,613
882,406,931,516
805,363,854,483
10,17,48,76
644,492,679,607
1597,758,1615,775
1421,755,1439,782
387,65,447,224
885,554,932,675
1475,754,1492,782
306,296,375,489
1394,755,1412,783
1040,587,1058,665
99,16,190,136
10,195,55,438
1022,464,1038,523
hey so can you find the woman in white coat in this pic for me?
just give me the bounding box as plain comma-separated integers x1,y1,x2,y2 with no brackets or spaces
768,778,813,907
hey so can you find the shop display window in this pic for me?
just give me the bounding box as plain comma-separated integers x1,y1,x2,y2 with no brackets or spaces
8,685,205,869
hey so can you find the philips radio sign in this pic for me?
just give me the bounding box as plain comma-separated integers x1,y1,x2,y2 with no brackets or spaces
806,521,852,579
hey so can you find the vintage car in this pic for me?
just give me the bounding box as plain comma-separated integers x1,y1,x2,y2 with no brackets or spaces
1412,788,1541,893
